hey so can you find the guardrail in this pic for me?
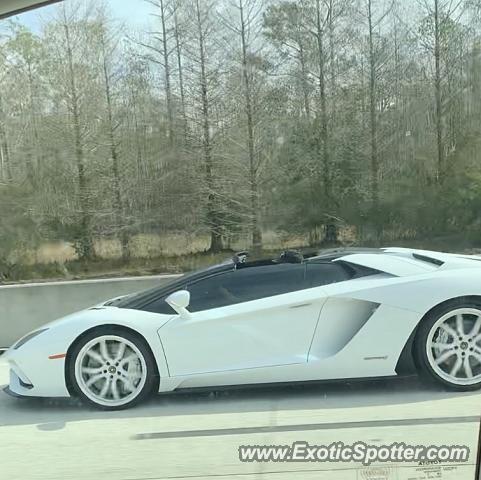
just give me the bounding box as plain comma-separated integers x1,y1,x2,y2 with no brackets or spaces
0,274,181,348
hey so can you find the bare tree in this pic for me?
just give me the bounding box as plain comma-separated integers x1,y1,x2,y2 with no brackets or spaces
172,0,188,141
357,0,392,237
220,0,263,251
0,92,13,183
315,0,331,205
3,0,481,277
97,13,130,260
418,0,467,182
141,0,176,146
263,2,312,118
7,26,44,186
189,0,224,252
49,3,97,259
367,0,379,225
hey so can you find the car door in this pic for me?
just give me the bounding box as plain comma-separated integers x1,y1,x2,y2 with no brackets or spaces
158,263,328,376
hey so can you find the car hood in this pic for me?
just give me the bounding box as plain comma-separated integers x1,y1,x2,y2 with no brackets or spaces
43,306,174,332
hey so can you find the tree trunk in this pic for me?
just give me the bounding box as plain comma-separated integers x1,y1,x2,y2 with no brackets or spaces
434,0,444,183
299,42,310,118
134,112,144,179
367,0,380,238
160,0,174,146
174,5,188,143
239,0,262,252
0,93,13,182
195,0,223,252
63,12,93,260
27,62,40,182
327,0,338,180
328,0,336,121
316,0,331,214
101,32,129,260
393,22,401,165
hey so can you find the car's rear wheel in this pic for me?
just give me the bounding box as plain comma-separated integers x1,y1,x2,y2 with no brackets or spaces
414,302,481,391
68,329,157,410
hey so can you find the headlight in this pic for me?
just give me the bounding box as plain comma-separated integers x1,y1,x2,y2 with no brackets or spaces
13,328,49,350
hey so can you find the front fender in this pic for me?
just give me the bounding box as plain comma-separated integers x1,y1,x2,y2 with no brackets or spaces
5,307,172,397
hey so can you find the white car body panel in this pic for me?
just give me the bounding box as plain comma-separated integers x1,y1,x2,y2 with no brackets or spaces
161,302,420,392
159,287,328,376
5,247,481,400
337,269,481,315
383,247,481,264
335,253,439,277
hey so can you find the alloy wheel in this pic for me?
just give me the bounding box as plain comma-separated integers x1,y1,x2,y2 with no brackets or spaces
426,308,481,386
74,335,148,407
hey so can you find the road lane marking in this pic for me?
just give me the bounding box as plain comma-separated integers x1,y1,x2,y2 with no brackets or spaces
132,415,481,440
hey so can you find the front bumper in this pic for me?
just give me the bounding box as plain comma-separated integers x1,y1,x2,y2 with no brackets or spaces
3,385,26,398
6,365,34,396
4,345,70,398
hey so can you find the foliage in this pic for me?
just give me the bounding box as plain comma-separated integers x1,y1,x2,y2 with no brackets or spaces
1,0,481,279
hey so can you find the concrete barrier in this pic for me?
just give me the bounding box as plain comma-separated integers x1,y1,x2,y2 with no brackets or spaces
0,274,181,348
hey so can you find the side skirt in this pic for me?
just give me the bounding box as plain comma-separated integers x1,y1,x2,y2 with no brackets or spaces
165,374,417,396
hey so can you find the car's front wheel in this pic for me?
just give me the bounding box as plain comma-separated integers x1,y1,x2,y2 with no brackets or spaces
68,328,157,410
414,301,481,391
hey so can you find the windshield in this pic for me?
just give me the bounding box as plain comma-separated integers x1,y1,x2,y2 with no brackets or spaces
107,260,235,308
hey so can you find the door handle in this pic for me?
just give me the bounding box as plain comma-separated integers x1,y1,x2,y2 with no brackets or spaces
289,303,312,309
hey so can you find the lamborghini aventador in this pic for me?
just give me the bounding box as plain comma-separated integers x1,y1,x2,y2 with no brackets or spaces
4,247,481,409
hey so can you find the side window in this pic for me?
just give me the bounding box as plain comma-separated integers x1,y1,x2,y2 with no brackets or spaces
142,299,178,315
141,294,180,315
305,262,351,288
187,264,306,312
187,272,238,312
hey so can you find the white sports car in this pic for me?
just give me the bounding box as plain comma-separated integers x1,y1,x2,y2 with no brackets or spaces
4,247,481,410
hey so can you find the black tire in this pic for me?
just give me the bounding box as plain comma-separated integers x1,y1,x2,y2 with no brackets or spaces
414,300,481,392
67,327,158,410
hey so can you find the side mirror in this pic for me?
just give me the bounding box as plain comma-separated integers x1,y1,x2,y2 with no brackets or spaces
165,290,192,319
